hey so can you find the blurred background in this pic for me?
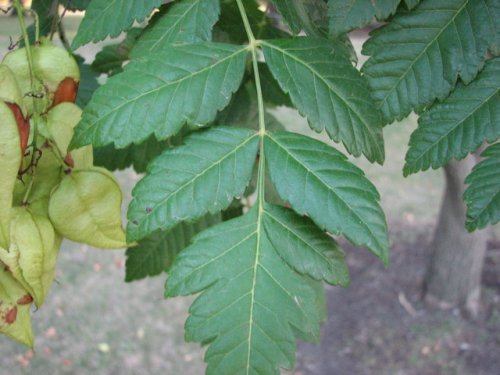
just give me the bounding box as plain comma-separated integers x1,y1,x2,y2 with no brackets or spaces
0,3,499,375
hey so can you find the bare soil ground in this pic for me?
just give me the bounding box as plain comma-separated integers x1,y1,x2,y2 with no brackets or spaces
295,227,500,375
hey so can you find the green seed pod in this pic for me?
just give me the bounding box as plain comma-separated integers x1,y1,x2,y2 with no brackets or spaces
48,168,127,249
0,64,25,112
28,147,64,217
0,264,34,348
12,143,62,211
12,179,27,208
2,39,80,114
46,102,82,157
0,207,57,308
0,66,29,156
0,101,22,249
2,51,45,115
71,144,94,170
34,39,80,91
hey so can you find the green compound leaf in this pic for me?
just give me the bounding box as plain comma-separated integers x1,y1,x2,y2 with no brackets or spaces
362,0,500,122
264,132,389,265
215,0,288,44
263,204,349,287
76,59,100,108
127,127,259,242
328,0,400,36
488,0,500,55
404,0,421,8
71,43,248,149
166,206,330,375
464,143,500,231
93,134,176,173
270,0,306,34
125,214,221,282
27,0,56,42
259,63,293,108
404,58,500,175
71,0,164,49
92,28,142,76
261,38,385,164
271,0,329,37
131,0,220,58
67,0,91,11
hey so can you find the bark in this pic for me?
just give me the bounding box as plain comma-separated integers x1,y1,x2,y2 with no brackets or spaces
424,157,488,318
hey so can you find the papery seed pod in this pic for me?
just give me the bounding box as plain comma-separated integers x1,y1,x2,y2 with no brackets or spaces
0,102,22,249
48,168,127,249
53,77,79,106
0,64,26,111
71,144,94,170
43,101,94,171
0,64,30,162
0,263,34,348
0,207,57,308
14,145,63,217
2,39,80,114
46,102,82,157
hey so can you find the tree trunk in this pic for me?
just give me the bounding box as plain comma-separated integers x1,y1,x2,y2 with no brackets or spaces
424,157,488,318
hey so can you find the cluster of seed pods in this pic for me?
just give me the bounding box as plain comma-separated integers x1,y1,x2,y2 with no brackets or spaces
0,40,127,347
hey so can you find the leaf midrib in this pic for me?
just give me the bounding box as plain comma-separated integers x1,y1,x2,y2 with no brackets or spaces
84,46,247,134
246,211,262,375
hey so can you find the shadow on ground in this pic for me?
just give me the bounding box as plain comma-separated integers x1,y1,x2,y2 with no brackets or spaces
294,229,500,375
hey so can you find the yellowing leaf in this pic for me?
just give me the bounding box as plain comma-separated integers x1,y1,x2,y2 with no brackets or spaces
0,101,22,249
48,168,127,249
0,265,34,348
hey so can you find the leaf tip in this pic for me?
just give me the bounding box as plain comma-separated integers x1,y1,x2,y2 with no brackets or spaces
402,164,415,177
464,220,476,233
164,280,177,299
70,36,83,52
68,136,85,151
